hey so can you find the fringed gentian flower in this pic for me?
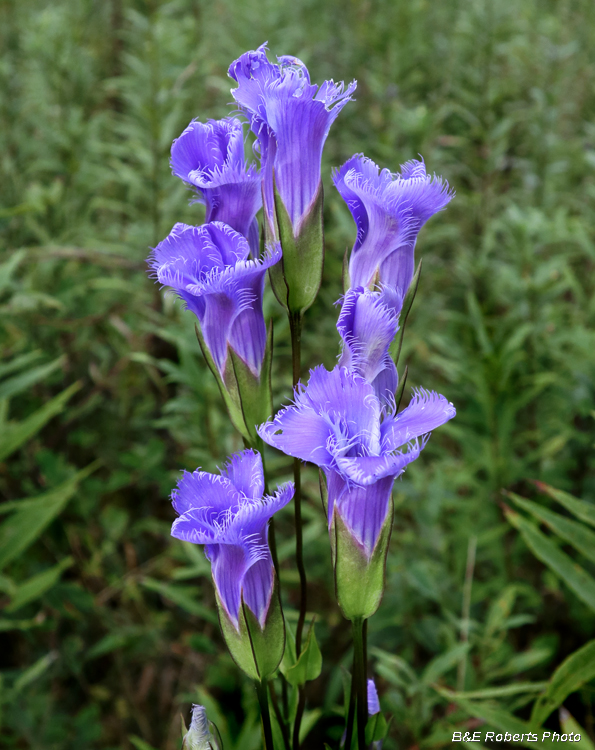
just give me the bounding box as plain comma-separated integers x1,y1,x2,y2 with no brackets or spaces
229,43,356,235
229,43,356,314
170,118,261,254
337,286,403,404
150,221,279,380
333,154,454,294
183,705,218,750
171,450,293,679
367,679,381,717
259,366,455,618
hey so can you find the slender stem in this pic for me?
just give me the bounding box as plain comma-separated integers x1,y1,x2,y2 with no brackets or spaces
256,680,275,750
292,684,306,750
352,618,368,750
269,679,290,750
289,311,307,655
281,673,289,722
457,535,477,691
344,649,357,750
289,310,308,750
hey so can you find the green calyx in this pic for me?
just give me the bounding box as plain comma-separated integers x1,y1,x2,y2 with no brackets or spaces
195,321,273,446
332,500,394,621
216,573,286,681
268,179,324,316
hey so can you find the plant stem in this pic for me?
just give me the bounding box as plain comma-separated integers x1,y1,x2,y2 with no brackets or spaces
352,617,368,750
289,310,308,750
256,680,275,750
269,679,290,750
457,534,477,692
344,650,357,750
289,311,307,653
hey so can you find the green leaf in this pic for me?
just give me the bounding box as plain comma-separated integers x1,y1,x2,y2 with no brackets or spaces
488,647,554,680
0,381,81,462
434,689,542,748
0,355,65,401
530,639,595,727
534,482,595,529
140,578,218,624
283,622,322,687
128,735,159,750
559,708,595,750
507,492,595,565
422,642,470,685
0,461,99,571
0,249,25,294
438,682,547,700
12,651,58,694
0,350,43,380
504,506,595,613
365,711,388,744
6,556,73,612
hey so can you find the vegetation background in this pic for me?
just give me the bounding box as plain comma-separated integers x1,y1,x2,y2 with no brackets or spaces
1,0,594,747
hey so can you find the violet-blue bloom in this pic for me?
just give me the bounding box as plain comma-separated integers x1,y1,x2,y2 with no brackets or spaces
171,449,293,629
367,679,381,716
170,118,261,254
333,154,454,293
149,221,280,378
259,366,455,558
337,286,403,404
229,43,356,235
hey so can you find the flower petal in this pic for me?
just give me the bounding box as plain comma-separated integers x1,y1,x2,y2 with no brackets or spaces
382,388,456,449
220,449,264,500
242,557,274,627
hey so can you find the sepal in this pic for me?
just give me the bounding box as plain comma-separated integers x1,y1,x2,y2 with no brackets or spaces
216,573,285,680
269,179,324,315
229,321,274,445
195,323,250,441
332,499,394,621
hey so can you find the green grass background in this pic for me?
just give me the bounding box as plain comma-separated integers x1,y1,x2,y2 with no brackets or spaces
1,0,594,747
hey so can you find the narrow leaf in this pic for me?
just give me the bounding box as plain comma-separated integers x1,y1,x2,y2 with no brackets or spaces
140,577,218,624
6,556,74,612
0,381,81,462
533,481,595,529
422,642,470,685
0,355,66,401
504,506,595,613
507,492,595,565
0,461,99,571
531,639,595,727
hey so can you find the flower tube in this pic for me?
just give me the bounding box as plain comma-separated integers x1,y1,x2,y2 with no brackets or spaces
171,449,293,679
229,43,356,314
170,117,262,254
337,286,403,405
259,366,455,619
149,221,280,442
333,154,454,294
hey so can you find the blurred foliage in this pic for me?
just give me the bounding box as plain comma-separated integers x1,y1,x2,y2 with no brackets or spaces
1,0,594,747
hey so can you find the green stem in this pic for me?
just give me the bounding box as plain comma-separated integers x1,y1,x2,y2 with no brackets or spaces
289,310,308,750
269,679,290,750
289,311,307,655
344,650,357,750
352,618,368,750
256,680,275,750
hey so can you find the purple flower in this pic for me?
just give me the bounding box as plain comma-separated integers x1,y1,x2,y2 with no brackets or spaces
367,679,381,716
333,154,454,293
259,366,455,558
171,449,293,629
229,43,356,236
337,286,403,404
170,118,262,254
149,221,280,378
